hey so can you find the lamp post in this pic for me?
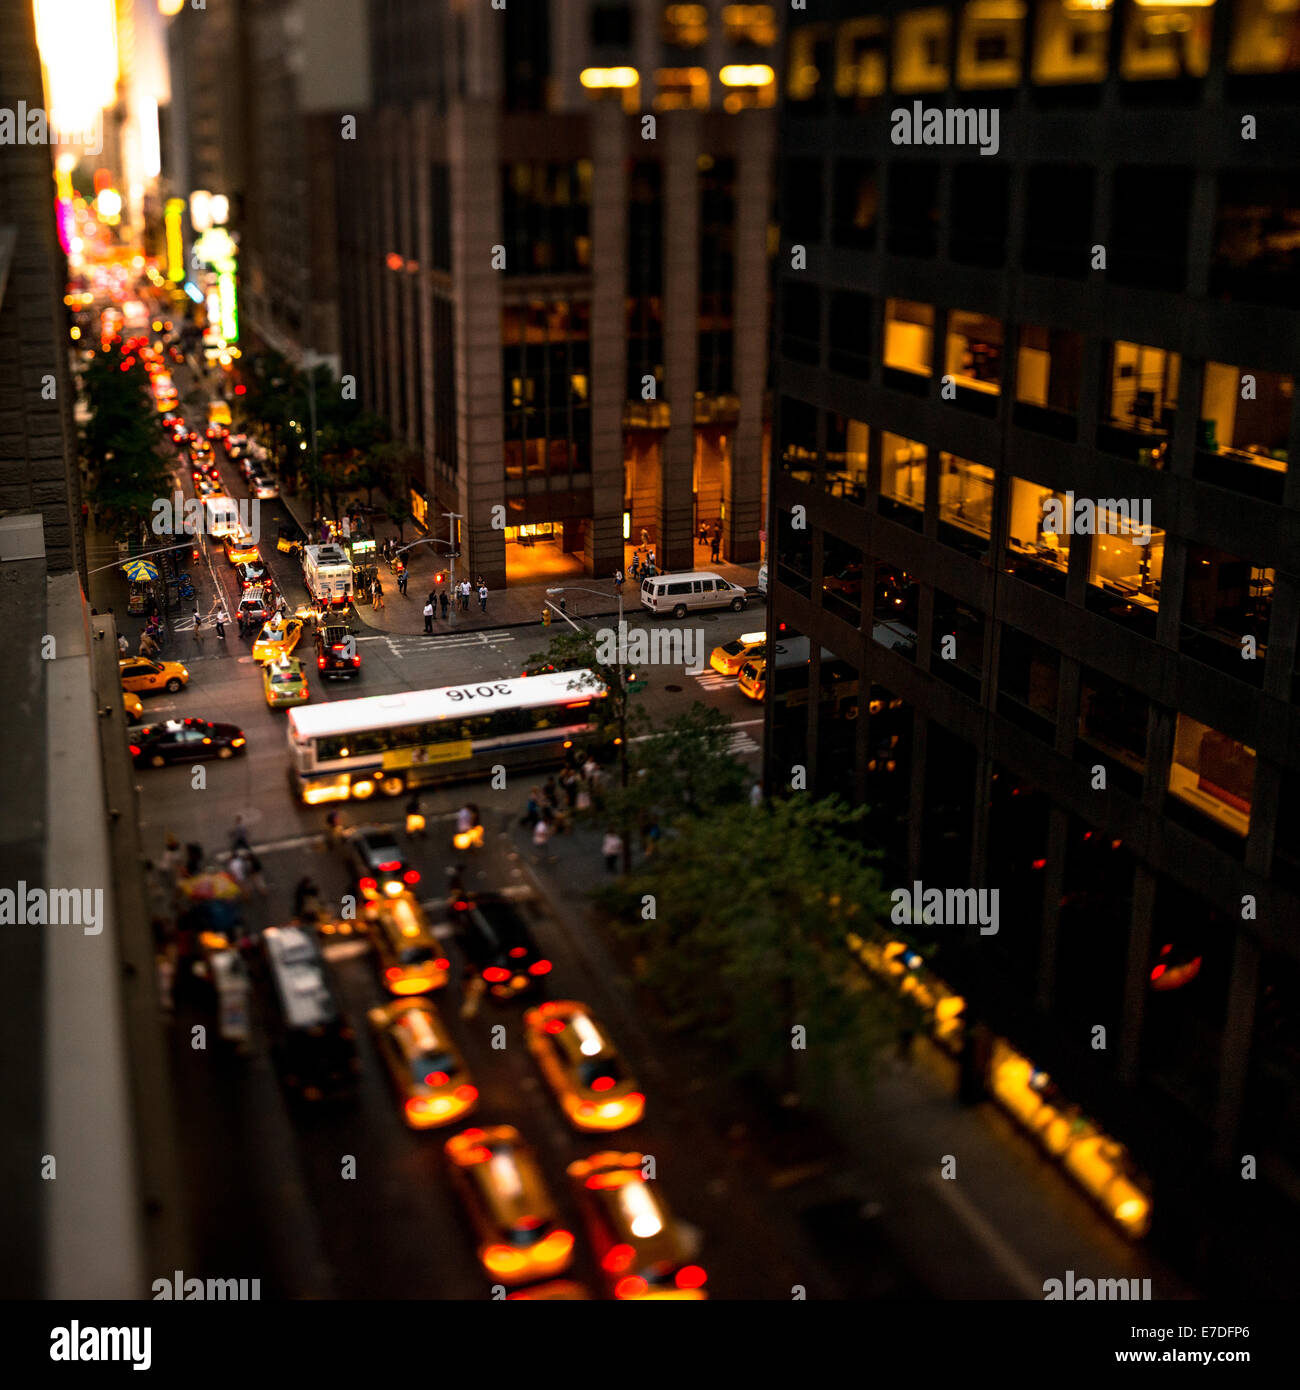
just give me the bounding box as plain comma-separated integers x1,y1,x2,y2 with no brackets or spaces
547,582,631,872
442,512,463,603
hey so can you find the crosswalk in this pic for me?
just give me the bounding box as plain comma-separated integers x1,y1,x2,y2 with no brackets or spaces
692,669,733,691
727,727,761,757
356,629,517,659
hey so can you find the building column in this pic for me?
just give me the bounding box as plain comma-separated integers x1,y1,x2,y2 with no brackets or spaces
659,113,700,571
587,102,629,579
449,99,506,589
725,111,773,565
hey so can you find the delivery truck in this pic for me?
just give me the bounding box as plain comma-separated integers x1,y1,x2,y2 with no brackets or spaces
302,544,353,609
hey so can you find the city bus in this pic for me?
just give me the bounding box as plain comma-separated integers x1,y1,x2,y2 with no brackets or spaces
285,670,608,804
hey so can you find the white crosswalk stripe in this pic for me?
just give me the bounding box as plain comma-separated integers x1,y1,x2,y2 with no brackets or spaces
356,629,516,655
692,671,732,690
727,730,761,756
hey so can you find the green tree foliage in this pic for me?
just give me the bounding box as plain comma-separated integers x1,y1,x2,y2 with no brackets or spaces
80,340,175,539
601,796,895,1099
621,702,747,825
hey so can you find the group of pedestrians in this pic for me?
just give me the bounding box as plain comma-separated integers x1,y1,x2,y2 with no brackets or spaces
422,578,489,633
521,754,609,860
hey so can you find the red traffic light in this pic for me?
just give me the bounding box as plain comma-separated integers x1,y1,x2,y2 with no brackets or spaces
234,383,247,395
434,571,445,584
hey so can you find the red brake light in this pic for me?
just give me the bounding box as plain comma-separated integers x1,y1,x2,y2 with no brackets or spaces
377,860,401,872
676,1265,707,1290
434,957,449,970
528,959,552,976
317,657,326,668
426,1070,449,1087
452,900,469,911
483,967,510,983
590,1076,615,1092
359,876,377,892
508,946,527,959
615,1275,649,1299
543,1019,566,1035
384,967,401,980
602,1244,635,1274
455,1084,478,1102
403,869,420,885
129,745,141,756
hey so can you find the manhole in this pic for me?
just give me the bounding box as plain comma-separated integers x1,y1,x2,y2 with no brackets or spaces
664,684,683,692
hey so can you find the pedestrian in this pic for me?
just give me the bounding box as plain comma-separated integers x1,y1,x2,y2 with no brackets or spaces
160,834,183,879
439,590,449,619
560,768,578,809
614,568,624,594
293,875,322,922
192,612,205,650
244,849,268,897
640,527,649,547
648,548,656,571
184,842,204,877
710,531,721,562
749,781,763,808
576,779,593,814
543,776,558,811
423,600,434,634
630,555,640,582
139,632,157,658
521,787,541,828
373,577,384,610
230,815,251,854
532,815,553,862
118,632,129,657
238,609,249,639
461,579,471,612
405,793,426,838
398,569,408,597
215,606,227,639
602,829,623,873
277,594,287,619
478,583,488,613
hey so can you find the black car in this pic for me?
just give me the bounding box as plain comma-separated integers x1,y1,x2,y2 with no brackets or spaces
342,825,420,901
315,623,361,679
130,718,247,768
236,559,269,590
448,893,551,1001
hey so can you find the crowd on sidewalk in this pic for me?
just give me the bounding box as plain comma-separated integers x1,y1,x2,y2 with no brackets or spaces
516,750,659,871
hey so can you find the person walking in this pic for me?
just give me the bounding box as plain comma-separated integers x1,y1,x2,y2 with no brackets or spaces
139,631,158,658
277,593,288,620
230,815,252,855
532,814,553,863
118,632,130,657
398,568,408,597
439,590,449,620
602,829,623,873
710,528,721,563
215,606,228,640
461,579,471,612
423,600,434,634
192,611,205,650
477,583,488,613
613,568,624,594
372,577,384,610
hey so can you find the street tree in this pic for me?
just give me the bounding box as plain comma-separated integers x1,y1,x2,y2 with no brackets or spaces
600,795,896,1102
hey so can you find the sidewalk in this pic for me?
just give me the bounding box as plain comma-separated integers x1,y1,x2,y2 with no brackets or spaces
508,806,1190,1299
278,486,760,636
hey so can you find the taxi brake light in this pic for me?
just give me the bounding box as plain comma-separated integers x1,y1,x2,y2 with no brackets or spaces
543,1019,566,1034
385,967,402,981
602,1244,635,1274
483,967,511,983
455,1084,478,1102
528,959,552,976
359,876,378,893
676,1265,707,1290
129,745,141,757
615,1275,649,1299
590,1076,616,1092
402,869,421,884
377,860,401,872
508,946,527,958
434,957,450,970
426,1070,449,1086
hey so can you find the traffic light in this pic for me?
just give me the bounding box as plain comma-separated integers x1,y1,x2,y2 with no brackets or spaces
434,571,445,584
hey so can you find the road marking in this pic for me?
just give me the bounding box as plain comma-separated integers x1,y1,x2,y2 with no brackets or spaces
355,629,515,649
925,1173,1044,1299
727,731,760,756
321,940,370,962
692,672,733,690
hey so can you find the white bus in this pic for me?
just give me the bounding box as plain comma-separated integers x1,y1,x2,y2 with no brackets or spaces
286,670,608,804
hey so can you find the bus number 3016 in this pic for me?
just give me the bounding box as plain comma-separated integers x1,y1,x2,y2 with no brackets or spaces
446,684,513,702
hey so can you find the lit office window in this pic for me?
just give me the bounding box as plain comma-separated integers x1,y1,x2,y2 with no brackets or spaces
1181,545,1273,683
1033,0,1110,86
957,0,1026,88
938,453,995,555
835,17,888,101
1015,324,1083,436
944,309,1003,397
880,432,927,527
1103,340,1180,459
883,298,934,377
1121,0,1215,82
1087,512,1165,610
722,4,777,45
1006,478,1071,590
1196,363,1292,492
663,4,708,47
1168,715,1255,838
579,67,642,111
893,8,951,92
824,414,869,501
1229,0,1300,73
787,24,831,104
654,67,710,108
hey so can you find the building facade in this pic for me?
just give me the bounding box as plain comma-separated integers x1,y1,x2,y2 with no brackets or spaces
338,0,778,587
765,0,1300,1291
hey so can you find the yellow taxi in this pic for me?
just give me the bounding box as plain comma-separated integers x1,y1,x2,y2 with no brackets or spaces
363,891,449,996
505,1281,593,1301
567,1151,708,1300
224,533,260,566
251,617,304,664
709,630,766,677
261,656,310,708
119,656,190,694
445,1125,576,1286
523,1000,644,1132
737,655,767,701
368,998,477,1129
123,690,144,723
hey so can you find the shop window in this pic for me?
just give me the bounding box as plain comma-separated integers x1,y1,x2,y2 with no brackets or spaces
1210,170,1300,308
1077,668,1148,794
883,297,934,387
1168,714,1255,838
957,0,1026,88
886,162,941,258
778,396,818,483
893,8,951,92
1229,0,1300,73
824,414,869,503
1084,508,1165,637
1110,166,1192,290
822,535,865,627
1121,0,1214,82
722,4,777,46
828,290,872,380
873,564,919,659
781,282,820,366
1032,0,1110,86
1023,164,1093,277
997,628,1060,738
835,17,889,107
663,4,707,47
944,309,1003,414
832,159,879,249
1099,339,1179,464
1180,545,1273,686
937,453,994,559
1005,478,1070,594
788,24,832,107
1014,324,1082,439
880,432,926,529
951,163,1010,267
654,68,710,109
932,591,985,698
1195,363,1291,500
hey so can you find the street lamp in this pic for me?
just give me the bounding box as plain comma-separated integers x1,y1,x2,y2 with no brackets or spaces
547,582,631,872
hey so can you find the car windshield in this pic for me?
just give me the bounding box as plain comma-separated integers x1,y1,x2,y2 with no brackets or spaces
398,944,435,967
271,671,297,685
363,837,401,866
720,640,744,655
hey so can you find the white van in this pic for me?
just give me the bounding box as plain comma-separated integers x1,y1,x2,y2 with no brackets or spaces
640,570,747,619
